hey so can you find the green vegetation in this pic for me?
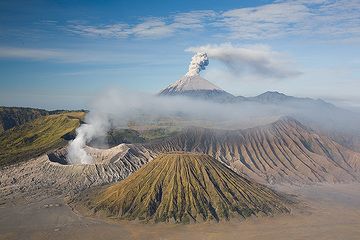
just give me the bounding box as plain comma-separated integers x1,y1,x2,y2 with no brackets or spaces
0,112,85,166
139,127,179,141
85,153,290,223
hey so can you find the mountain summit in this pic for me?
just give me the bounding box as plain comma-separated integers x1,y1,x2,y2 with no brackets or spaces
160,74,221,93
159,74,235,102
159,52,235,101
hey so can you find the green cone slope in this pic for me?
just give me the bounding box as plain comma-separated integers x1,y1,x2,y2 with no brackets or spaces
87,153,290,223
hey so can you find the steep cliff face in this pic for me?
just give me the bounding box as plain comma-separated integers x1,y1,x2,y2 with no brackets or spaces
0,107,49,133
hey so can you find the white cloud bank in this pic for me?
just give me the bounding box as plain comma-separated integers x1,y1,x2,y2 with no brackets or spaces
220,0,360,40
0,47,162,64
66,87,360,164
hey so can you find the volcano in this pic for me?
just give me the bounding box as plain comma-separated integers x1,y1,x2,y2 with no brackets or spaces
159,52,236,102
159,74,235,102
77,152,290,223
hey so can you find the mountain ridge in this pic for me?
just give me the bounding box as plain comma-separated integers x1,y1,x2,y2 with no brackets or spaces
138,117,360,184
159,75,336,107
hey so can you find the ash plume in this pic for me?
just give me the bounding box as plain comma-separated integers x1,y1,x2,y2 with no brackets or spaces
186,43,301,79
186,52,209,76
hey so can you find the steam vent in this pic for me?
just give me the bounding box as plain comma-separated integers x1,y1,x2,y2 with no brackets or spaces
76,153,290,223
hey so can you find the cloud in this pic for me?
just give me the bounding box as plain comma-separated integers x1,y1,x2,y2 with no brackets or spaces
65,88,286,163
219,1,310,39
0,46,156,64
66,87,360,164
186,43,301,79
0,47,69,60
171,10,217,30
219,0,360,40
132,18,173,38
64,1,360,41
67,23,129,38
67,10,217,39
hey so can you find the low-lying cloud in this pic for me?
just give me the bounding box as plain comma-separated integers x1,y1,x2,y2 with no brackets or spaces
186,43,301,80
66,89,281,164
66,88,360,164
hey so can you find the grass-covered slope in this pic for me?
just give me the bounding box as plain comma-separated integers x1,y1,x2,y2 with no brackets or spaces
82,153,290,223
0,112,85,166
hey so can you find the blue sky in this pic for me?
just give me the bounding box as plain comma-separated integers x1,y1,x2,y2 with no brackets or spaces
0,0,359,109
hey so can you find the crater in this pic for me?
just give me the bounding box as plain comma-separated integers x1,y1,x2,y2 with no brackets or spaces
47,144,132,166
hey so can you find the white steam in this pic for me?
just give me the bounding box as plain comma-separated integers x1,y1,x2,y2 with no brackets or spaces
67,114,109,164
186,52,209,76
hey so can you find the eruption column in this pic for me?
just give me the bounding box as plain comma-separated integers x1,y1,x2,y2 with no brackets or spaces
186,52,209,76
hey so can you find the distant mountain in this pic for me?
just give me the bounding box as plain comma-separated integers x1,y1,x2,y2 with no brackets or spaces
158,76,336,109
249,91,291,103
159,74,235,102
248,91,336,109
74,152,290,223
160,74,221,92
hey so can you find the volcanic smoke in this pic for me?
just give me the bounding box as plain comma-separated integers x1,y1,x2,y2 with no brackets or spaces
186,52,209,76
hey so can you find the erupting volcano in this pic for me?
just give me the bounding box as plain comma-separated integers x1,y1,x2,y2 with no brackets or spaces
159,52,235,102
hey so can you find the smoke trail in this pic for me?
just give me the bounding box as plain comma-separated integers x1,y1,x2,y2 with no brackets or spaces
186,52,209,76
186,43,301,79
